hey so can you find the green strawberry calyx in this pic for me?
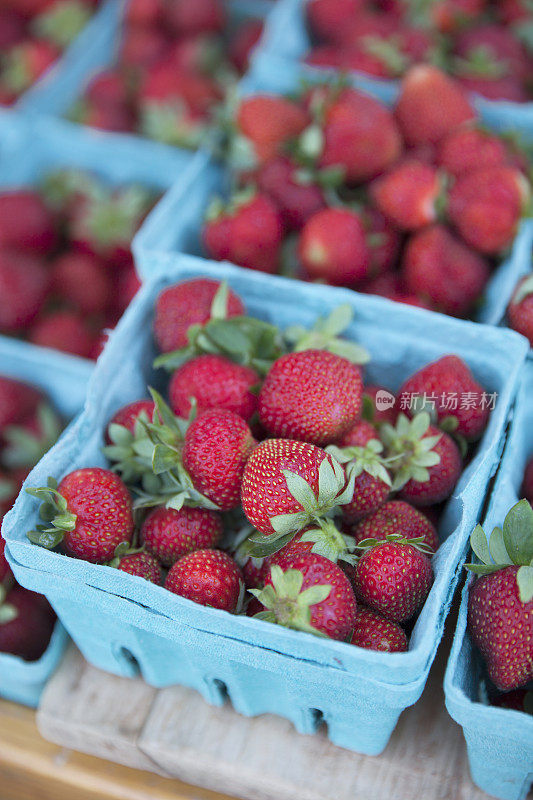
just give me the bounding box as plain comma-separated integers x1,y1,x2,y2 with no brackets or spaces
360,35,410,76
466,499,533,603
327,439,393,487
3,404,62,470
512,274,533,306
106,541,145,570
453,47,509,80
355,532,435,556
32,0,92,48
380,412,442,491
283,304,370,365
82,185,154,251
25,477,76,550
249,564,331,637
141,101,208,149
0,584,17,625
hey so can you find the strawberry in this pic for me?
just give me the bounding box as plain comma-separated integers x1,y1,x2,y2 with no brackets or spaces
453,25,529,86
258,350,362,446
119,26,168,70
255,156,325,232
397,354,491,442
0,10,24,50
381,412,462,507
141,505,223,566
236,95,310,165
350,607,408,652
125,0,164,27
227,19,263,74
153,278,245,354
0,376,42,431
338,419,379,448
436,126,510,179
402,224,489,317
522,458,533,505
0,249,49,333
263,523,356,575
168,33,223,74
251,554,357,640
2,39,59,96
165,549,243,612
0,585,55,661
26,468,134,563
0,190,57,253
430,0,487,32
371,160,441,231
347,500,439,553
492,690,531,712
466,500,533,691
84,68,131,109
203,191,284,274
499,0,532,23
106,399,156,444
164,0,225,37
182,409,256,511
115,551,162,584
327,438,391,522
362,385,398,426
52,251,110,315
507,275,533,347
73,99,136,134
113,264,141,314
169,354,259,422
394,65,475,147
448,166,529,255
363,207,401,278
354,538,434,622
307,0,367,43
298,208,370,285
29,310,98,359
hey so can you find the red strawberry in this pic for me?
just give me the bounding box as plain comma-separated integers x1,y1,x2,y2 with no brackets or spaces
0,376,42,432
362,385,398,426
0,585,55,661
454,25,529,85
169,355,259,422
84,69,129,109
507,275,533,347
125,0,163,26
168,33,222,73
430,0,487,32
26,467,134,563
338,419,379,448
253,553,357,640
354,539,433,622
0,249,49,333
236,95,310,165
165,548,243,612
522,458,533,505
2,39,59,96
0,190,57,253
153,278,245,354
106,399,156,442
363,207,401,278
259,350,362,446
228,19,263,74
448,166,529,255
120,26,168,70
437,126,510,179
182,409,256,511
141,506,223,566
307,0,367,43
255,156,325,231
397,354,491,441
262,525,350,576
492,690,530,712
52,251,110,315
29,310,98,359
203,192,283,274
347,500,439,553
458,75,529,103
371,160,441,231
116,551,162,584
298,208,370,285
394,65,475,147
350,607,408,652
74,99,136,133
331,441,391,524
165,0,225,37
402,224,490,317
499,0,532,23
0,10,24,50
113,264,141,314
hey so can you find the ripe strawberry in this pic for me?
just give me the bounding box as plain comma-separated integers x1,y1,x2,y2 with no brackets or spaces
259,350,362,446
453,25,529,85
141,506,223,566
0,190,57,253
0,376,42,432
203,192,283,274
252,554,357,640
236,95,309,165
165,0,225,37
371,160,441,231
26,468,134,563
430,0,487,32
507,275,533,347
182,409,256,511
106,399,156,443
0,585,55,661
522,458,533,505
397,355,491,442
499,0,531,23
74,99,136,134
0,249,49,333
402,224,489,317
437,126,510,179
328,438,391,523
227,19,263,74
491,690,530,712
169,355,259,422
448,166,529,255
381,412,462,507
263,522,355,577
113,264,141,315
354,539,433,622
153,278,245,354
457,75,528,103
125,0,164,27
363,207,401,278
394,65,475,147
165,549,243,612
2,39,59,96
115,551,162,584
0,10,24,50
307,0,366,43
29,310,98,359
298,208,370,285
347,500,439,553
168,33,222,73
120,26,168,70
466,501,533,690
52,251,110,315
338,419,379,448
350,607,408,652
255,156,325,231
84,68,130,109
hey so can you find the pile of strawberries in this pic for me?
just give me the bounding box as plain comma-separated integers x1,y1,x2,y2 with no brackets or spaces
0,169,157,359
27,277,493,652
202,66,531,319
305,0,533,103
0,0,99,105
70,0,264,145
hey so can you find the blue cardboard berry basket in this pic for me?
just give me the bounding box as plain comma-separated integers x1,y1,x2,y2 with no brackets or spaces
0,333,92,706
254,0,533,137
444,363,533,800
2,256,529,752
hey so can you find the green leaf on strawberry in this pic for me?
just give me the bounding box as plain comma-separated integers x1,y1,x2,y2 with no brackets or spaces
3,403,62,470
381,412,442,491
327,439,392,487
283,304,370,365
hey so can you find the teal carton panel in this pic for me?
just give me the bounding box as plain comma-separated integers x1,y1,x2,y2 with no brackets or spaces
0,623,68,707
444,364,533,800
3,256,528,751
